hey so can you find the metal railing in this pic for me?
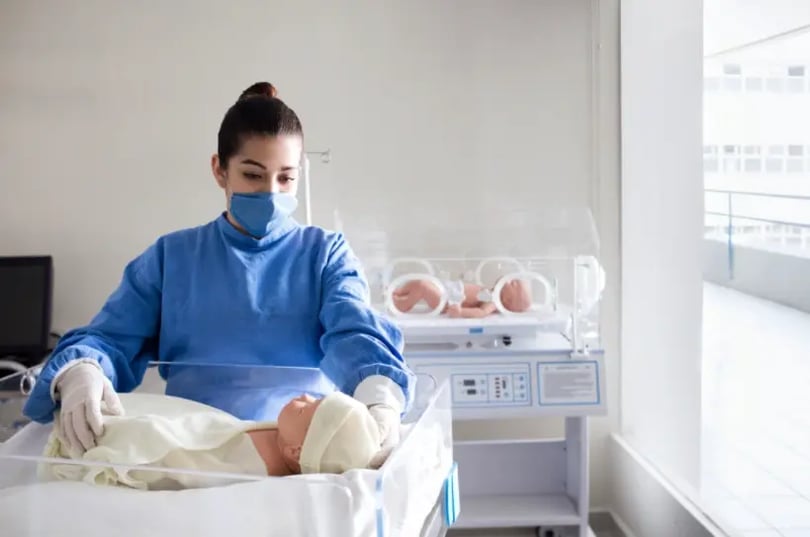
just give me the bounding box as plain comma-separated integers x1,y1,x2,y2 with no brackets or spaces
704,189,810,279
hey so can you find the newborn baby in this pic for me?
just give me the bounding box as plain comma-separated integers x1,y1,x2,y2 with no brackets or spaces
41,391,385,490
392,278,532,318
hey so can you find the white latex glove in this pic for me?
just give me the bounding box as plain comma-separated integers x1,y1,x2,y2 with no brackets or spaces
367,403,401,450
353,375,406,450
53,361,124,455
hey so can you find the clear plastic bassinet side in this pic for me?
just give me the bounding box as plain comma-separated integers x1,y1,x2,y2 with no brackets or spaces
1,363,452,537
374,375,454,537
0,366,34,442
334,206,605,354
0,452,356,537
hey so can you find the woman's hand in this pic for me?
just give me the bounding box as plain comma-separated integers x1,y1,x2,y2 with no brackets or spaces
53,362,124,455
366,403,401,449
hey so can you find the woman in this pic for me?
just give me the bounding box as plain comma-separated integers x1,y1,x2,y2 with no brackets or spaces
23,82,412,456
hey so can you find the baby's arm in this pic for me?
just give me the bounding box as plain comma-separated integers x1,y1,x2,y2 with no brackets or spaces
447,302,498,319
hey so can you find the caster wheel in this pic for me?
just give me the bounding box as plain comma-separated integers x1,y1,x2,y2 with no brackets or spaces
536,528,559,537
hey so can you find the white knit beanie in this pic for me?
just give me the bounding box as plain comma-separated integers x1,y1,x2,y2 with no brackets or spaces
299,392,381,474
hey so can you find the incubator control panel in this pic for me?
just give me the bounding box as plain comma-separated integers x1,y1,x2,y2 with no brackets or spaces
408,351,606,419
451,371,530,405
426,362,533,408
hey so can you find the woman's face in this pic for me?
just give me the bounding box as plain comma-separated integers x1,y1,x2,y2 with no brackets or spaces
212,134,303,199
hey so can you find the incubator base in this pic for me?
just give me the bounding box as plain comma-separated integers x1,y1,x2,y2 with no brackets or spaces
405,344,604,537
451,418,594,537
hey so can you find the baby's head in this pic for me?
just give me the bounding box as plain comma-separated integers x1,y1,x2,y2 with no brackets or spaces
499,278,533,313
276,392,383,474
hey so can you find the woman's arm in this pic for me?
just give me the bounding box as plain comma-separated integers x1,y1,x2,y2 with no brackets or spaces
317,233,415,413
24,241,164,423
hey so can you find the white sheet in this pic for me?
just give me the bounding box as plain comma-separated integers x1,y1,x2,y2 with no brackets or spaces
41,393,268,490
0,419,450,537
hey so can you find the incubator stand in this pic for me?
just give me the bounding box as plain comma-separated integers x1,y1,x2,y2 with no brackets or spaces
336,207,607,537
0,363,457,537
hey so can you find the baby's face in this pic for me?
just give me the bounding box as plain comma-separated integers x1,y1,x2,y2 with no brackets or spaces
277,394,323,447
500,279,532,312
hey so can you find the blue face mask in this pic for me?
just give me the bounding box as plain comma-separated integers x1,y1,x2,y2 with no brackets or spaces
229,192,298,238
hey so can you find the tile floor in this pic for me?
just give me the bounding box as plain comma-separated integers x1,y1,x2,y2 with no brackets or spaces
701,284,810,537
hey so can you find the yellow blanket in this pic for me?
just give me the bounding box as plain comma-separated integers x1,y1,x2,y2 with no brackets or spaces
40,393,268,490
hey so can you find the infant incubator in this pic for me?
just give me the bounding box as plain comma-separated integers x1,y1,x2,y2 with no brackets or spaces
336,207,604,355
335,205,607,536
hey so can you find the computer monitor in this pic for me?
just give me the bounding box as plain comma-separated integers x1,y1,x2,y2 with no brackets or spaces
0,256,53,365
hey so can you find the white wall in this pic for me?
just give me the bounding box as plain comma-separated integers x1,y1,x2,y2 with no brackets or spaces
0,0,598,325
607,436,724,537
0,0,620,508
619,0,705,494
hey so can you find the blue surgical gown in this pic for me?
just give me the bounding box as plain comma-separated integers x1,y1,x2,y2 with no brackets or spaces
23,214,414,422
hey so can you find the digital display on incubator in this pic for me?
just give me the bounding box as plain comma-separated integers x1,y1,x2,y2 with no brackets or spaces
466,389,477,395
463,379,475,387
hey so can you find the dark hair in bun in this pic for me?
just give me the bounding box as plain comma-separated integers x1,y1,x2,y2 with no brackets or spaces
239,81,278,100
217,81,303,167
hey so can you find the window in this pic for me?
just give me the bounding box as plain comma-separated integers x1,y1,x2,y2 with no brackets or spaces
765,76,784,93
710,63,810,94
743,145,762,172
722,64,742,92
703,144,810,174
724,78,743,92
723,64,741,75
786,145,804,172
766,74,784,92
722,145,740,172
703,145,719,172
744,77,763,92
701,11,810,535
766,145,784,172
786,65,806,93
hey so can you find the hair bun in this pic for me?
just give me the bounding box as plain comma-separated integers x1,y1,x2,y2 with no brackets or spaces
239,82,278,101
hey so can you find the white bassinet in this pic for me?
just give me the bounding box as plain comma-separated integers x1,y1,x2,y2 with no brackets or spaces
0,363,457,537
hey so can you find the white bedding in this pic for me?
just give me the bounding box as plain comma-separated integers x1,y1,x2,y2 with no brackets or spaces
0,419,451,537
